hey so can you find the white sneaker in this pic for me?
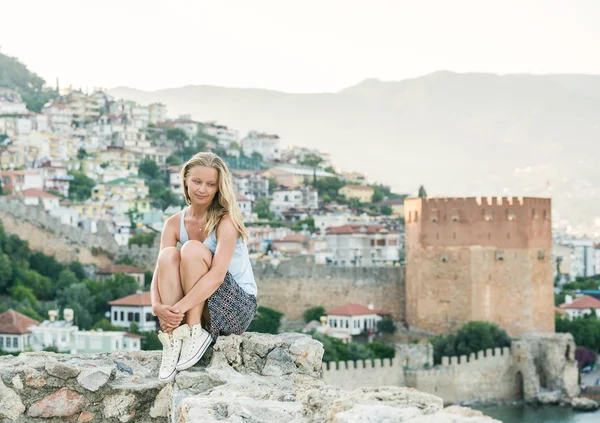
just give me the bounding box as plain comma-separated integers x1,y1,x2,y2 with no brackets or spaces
158,331,182,382
173,323,212,371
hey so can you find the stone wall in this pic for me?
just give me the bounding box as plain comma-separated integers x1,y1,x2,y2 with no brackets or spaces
0,198,159,270
322,334,580,405
0,332,501,423
323,358,404,391
254,256,406,321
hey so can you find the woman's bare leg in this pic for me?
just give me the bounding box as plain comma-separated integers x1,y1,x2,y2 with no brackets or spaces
179,241,213,326
157,247,183,332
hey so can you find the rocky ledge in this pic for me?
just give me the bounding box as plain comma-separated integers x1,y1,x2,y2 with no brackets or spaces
1,332,500,422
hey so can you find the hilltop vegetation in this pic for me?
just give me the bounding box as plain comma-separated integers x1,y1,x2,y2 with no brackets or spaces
0,51,57,112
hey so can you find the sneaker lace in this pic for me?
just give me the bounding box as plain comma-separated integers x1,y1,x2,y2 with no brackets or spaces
162,336,180,367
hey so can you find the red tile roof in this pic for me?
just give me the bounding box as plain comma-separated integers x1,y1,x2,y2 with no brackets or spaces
6,188,59,199
97,265,146,275
559,295,600,310
0,309,40,334
326,224,394,235
108,292,152,307
236,193,251,202
325,303,383,316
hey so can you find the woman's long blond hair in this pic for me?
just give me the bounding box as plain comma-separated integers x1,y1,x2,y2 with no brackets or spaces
180,152,248,243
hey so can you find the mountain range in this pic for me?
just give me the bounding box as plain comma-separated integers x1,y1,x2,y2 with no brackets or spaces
109,71,600,237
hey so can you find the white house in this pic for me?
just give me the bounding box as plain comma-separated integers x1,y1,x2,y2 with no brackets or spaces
41,102,73,135
0,90,28,115
270,186,318,214
0,309,40,353
0,170,44,193
109,291,157,332
168,166,183,196
236,193,253,216
172,115,199,139
314,212,349,232
325,224,400,266
559,295,600,320
39,164,71,197
149,103,167,125
203,122,239,148
29,309,79,353
6,188,60,211
232,171,269,202
317,303,388,343
241,131,281,161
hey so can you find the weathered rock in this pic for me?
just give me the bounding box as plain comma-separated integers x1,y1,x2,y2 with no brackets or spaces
78,410,95,422
46,361,81,379
103,393,137,422
537,390,562,405
27,387,90,418
288,336,324,377
571,396,600,411
241,332,283,373
11,374,23,390
77,366,114,391
0,377,26,421
175,369,227,392
150,383,172,418
211,333,243,367
262,347,298,376
24,366,45,388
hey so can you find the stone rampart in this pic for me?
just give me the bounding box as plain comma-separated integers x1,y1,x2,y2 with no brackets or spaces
323,358,404,391
253,256,406,321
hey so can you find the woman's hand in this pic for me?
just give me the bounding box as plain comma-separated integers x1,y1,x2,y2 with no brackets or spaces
153,303,184,333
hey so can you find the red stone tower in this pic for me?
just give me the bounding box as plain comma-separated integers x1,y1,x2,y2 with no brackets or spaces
404,196,554,337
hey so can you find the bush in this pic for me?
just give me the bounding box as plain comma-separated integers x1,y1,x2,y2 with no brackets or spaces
303,306,326,323
247,306,284,334
377,317,396,334
430,321,511,365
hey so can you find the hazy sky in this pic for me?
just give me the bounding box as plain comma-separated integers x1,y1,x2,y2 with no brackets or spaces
1,0,599,92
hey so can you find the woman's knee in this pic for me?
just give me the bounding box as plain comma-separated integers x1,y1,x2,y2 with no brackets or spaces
157,246,180,268
180,241,213,268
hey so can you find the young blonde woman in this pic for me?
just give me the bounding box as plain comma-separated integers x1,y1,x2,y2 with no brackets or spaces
150,152,257,382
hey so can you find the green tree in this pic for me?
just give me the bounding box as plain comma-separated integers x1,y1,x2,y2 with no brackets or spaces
0,253,12,294
556,314,600,352
4,234,30,268
138,158,161,180
254,198,274,219
380,205,393,216
314,177,346,202
55,269,79,294
418,185,428,198
59,283,94,329
0,52,57,112
366,342,395,359
372,188,384,203
166,155,182,166
377,317,397,334
430,321,511,365
247,306,283,334
9,284,38,306
303,306,326,323
129,232,157,247
300,154,323,187
167,128,188,149
68,171,95,201
77,148,88,159
29,251,65,281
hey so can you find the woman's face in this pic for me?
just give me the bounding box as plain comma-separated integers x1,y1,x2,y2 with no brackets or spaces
187,165,219,206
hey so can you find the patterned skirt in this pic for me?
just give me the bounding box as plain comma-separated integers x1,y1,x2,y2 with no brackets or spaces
206,271,257,341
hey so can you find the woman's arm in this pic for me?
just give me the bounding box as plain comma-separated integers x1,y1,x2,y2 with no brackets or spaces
174,215,238,313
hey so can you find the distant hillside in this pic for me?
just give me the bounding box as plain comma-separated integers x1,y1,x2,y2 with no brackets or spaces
0,52,57,112
110,72,600,236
